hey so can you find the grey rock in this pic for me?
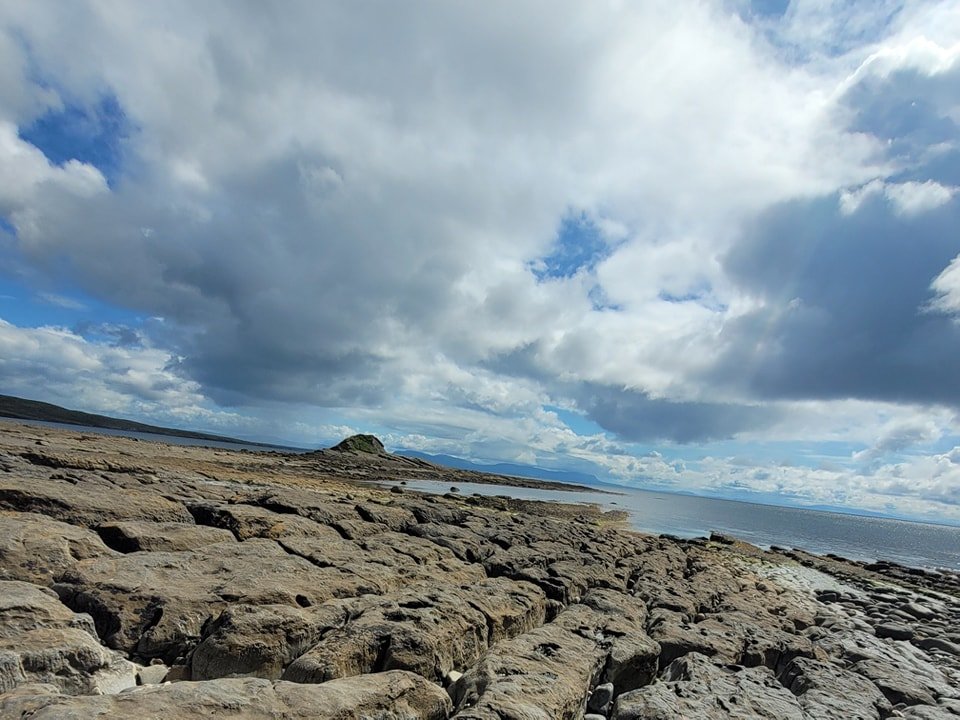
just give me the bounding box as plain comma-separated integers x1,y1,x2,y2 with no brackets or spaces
611,652,805,719
588,681,615,714
97,521,235,552
0,511,117,586
136,664,169,685
0,671,451,719
192,601,351,680
902,602,937,620
898,706,959,719
0,580,136,695
916,637,960,656
780,656,892,719
853,658,943,706
876,623,915,641
0,477,192,527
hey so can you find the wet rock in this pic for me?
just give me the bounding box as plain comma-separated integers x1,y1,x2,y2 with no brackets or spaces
588,681,615,714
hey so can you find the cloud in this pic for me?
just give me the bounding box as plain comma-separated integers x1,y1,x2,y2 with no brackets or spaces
0,318,212,421
714,183,960,406
852,417,943,465
840,179,956,215
575,383,778,444
929,253,960,317
0,2,958,519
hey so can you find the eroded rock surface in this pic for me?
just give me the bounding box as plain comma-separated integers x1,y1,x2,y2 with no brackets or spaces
0,422,958,720
0,671,451,719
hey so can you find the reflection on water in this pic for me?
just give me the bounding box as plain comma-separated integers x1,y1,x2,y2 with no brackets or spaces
403,479,960,571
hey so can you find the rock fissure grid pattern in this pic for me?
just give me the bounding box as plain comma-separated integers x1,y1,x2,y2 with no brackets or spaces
0,424,957,718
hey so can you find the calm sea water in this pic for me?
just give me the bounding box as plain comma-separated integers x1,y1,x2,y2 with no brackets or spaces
402,479,960,572
6,418,957,571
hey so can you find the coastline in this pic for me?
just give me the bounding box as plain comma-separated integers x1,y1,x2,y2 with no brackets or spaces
0,421,957,718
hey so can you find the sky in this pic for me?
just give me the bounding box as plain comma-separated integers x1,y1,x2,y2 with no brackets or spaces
1,1,959,523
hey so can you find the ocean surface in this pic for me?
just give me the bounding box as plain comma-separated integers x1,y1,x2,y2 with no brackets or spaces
5,418,958,571
402,479,960,572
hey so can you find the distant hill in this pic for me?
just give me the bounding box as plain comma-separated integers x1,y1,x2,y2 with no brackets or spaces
397,449,604,487
0,394,275,448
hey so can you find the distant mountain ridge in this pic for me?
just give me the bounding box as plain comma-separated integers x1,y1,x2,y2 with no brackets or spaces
397,449,604,487
0,394,276,447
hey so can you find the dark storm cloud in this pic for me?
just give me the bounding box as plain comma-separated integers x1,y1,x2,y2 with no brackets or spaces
481,347,777,443
707,49,960,408
713,191,960,404
575,383,779,444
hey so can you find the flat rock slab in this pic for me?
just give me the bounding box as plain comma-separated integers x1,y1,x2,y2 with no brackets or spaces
0,511,117,585
52,538,371,663
0,670,451,719
611,652,805,720
97,521,236,552
0,477,192,527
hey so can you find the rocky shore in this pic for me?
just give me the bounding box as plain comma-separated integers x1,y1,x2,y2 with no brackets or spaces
0,421,958,719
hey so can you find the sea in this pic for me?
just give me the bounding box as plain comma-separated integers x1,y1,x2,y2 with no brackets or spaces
400,479,960,572
5,418,958,572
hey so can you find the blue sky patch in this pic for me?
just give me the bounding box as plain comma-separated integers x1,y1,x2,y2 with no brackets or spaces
532,212,611,281
588,285,622,312
546,405,610,437
0,274,143,331
19,93,133,187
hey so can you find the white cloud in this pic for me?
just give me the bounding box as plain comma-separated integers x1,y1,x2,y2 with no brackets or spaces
0,121,106,212
929,253,960,316
840,178,955,215
0,318,234,428
0,2,958,519
885,180,956,215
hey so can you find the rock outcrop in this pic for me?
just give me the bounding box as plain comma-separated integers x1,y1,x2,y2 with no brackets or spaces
0,421,958,719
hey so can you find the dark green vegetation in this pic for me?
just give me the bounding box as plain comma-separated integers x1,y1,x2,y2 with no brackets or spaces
332,434,386,454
